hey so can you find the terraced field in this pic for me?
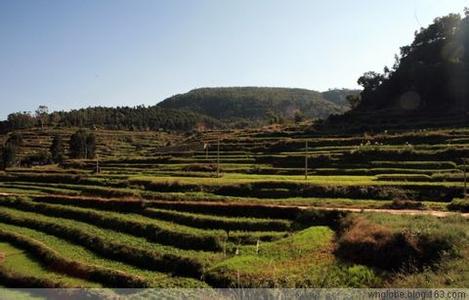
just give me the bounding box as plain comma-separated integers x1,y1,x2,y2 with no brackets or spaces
0,125,468,289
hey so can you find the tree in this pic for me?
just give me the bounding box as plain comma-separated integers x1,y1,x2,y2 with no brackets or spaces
1,143,17,170
35,105,49,130
50,135,64,163
86,133,97,159
69,129,96,159
294,111,305,123
1,132,23,169
357,72,384,91
7,112,35,130
6,132,23,147
351,11,469,114
346,94,361,109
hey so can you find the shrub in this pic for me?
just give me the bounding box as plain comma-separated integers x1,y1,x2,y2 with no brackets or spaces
336,216,462,271
447,199,469,212
182,163,218,172
293,209,348,230
385,200,425,210
20,151,51,167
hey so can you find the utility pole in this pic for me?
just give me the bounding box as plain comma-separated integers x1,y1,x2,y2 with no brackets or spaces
305,140,309,180
464,159,467,200
216,138,221,177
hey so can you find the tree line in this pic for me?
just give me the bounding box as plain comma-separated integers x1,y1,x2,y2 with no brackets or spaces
0,105,222,133
1,129,97,170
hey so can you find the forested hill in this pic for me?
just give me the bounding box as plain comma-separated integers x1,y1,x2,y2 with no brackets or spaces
0,87,357,133
157,87,353,125
327,10,469,131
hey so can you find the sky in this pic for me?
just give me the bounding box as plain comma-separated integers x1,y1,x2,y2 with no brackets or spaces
1,0,468,120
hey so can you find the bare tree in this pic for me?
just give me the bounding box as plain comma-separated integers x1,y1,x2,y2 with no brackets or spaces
35,105,49,130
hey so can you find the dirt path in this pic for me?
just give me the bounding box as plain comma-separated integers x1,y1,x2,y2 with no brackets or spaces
0,252,5,264
301,206,469,218
0,191,467,218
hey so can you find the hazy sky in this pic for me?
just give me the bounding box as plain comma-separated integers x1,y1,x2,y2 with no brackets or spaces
1,0,468,120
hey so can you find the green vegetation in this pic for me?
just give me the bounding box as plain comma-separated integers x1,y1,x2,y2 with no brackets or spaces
336,214,466,271
158,87,353,125
2,6,469,292
0,123,468,288
69,129,96,159
0,223,205,287
0,106,221,133
328,10,469,131
0,241,99,288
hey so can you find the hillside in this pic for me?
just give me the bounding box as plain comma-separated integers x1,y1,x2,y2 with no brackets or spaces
326,11,469,132
157,87,352,124
321,88,361,107
0,87,357,134
0,124,468,290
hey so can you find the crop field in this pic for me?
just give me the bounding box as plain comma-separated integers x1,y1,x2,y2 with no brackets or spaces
0,126,468,289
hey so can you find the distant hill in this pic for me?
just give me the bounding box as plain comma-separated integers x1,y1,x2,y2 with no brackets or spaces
0,87,359,133
158,87,354,124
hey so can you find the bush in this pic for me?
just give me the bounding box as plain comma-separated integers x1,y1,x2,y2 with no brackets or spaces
385,200,425,210
447,199,469,212
182,163,218,172
293,209,348,230
336,216,461,271
20,151,51,167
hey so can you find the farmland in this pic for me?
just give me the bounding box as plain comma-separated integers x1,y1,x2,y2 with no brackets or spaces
0,125,468,290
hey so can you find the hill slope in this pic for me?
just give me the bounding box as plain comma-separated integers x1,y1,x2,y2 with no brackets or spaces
158,87,352,124
326,12,469,132
321,89,361,107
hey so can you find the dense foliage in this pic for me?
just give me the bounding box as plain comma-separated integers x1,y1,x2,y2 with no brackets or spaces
0,106,221,133
50,135,64,164
158,87,352,125
1,133,22,169
355,10,469,113
69,130,96,159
